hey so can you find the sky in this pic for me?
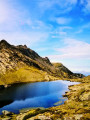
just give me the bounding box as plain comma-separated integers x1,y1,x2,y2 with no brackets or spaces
0,0,90,75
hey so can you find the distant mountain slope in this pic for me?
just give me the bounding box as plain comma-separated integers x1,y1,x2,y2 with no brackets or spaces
0,40,84,85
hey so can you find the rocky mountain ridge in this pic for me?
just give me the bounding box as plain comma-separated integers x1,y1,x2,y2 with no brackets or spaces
0,40,84,82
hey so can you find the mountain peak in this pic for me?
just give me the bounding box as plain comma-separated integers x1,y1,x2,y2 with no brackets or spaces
0,39,11,48
0,39,8,44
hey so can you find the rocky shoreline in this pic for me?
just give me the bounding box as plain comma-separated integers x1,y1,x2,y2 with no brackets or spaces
0,76,90,120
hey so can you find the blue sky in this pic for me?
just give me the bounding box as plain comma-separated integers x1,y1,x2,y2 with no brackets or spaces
0,0,90,74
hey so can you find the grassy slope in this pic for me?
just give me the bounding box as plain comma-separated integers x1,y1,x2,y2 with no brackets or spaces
0,66,58,86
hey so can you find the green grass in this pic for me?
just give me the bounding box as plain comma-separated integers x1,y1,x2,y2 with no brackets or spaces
0,66,58,85
0,66,47,85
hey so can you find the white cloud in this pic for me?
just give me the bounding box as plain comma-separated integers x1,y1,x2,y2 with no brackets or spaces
58,26,72,35
0,0,51,32
38,0,77,14
55,17,71,25
0,0,51,46
48,38,90,72
85,0,90,12
31,20,52,31
0,1,9,23
39,0,77,9
69,0,77,4
82,22,90,29
59,31,67,35
81,0,90,13
59,26,72,30
48,38,90,60
0,0,24,31
75,29,83,34
80,0,85,4
51,26,72,39
75,22,90,34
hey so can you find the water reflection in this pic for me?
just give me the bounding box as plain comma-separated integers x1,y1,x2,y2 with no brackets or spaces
0,80,79,114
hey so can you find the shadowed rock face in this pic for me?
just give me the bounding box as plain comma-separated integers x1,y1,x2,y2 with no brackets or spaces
0,39,83,79
0,40,11,49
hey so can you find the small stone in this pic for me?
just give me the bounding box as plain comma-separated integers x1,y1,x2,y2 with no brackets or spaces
2,110,12,116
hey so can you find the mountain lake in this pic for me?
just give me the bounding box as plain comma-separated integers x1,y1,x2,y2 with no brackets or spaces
0,80,79,114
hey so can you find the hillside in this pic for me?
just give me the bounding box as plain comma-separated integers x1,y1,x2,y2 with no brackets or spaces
0,40,83,85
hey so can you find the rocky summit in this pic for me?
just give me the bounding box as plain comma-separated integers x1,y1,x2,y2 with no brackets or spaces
0,40,84,85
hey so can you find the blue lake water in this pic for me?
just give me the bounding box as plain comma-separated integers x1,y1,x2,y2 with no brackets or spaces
0,80,79,114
